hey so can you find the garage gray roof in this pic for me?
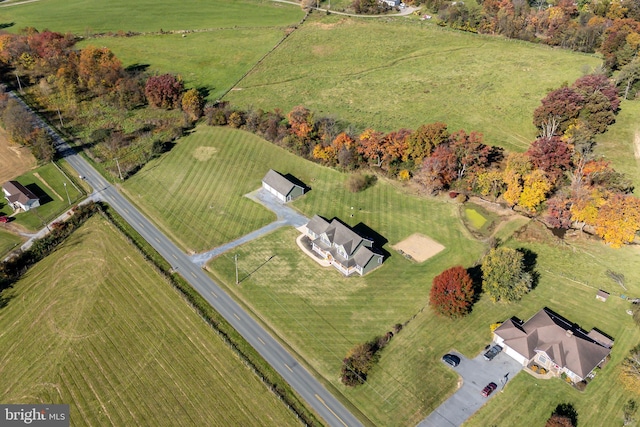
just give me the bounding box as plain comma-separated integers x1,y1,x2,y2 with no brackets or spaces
262,169,303,198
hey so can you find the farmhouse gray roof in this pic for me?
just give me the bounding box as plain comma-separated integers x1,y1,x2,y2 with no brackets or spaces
262,169,303,198
306,215,371,257
495,308,612,379
2,180,38,205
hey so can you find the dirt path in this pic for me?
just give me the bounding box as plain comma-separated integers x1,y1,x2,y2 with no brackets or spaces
34,172,63,201
634,130,640,160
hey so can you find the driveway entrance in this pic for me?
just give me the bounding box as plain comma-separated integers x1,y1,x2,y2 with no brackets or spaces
418,350,523,427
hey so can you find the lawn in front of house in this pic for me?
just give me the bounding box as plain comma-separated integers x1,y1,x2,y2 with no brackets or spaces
1,162,83,231
0,216,300,426
207,219,640,426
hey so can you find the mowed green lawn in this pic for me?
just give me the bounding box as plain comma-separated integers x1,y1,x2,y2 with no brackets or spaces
0,217,299,427
124,125,482,254
0,229,22,256
0,0,303,34
224,15,601,152
207,222,640,426
76,28,288,101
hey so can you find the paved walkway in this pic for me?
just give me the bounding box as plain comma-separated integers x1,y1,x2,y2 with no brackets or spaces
189,189,309,266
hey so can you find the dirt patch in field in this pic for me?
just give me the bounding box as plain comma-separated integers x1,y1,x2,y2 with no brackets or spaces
192,146,217,162
634,130,640,159
392,233,445,263
0,128,36,183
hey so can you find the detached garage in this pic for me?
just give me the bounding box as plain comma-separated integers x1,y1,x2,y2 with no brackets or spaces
261,169,305,203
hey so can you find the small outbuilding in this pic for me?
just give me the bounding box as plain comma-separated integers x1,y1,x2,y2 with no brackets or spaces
261,170,305,203
596,290,610,302
2,180,40,212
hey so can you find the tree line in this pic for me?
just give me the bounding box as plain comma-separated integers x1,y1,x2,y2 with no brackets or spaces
420,0,640,92
0,28,204,176
0,27,637,248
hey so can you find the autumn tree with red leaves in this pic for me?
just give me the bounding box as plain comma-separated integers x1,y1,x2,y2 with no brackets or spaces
429,266,475,318
145,74,184,109
533,86,584,136
526,136,571,185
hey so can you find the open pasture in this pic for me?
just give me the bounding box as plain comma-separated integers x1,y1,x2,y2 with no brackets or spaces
594,99,640,194
0,0,303,34
0,217,299,426
76,28,288,101
225,15,601,152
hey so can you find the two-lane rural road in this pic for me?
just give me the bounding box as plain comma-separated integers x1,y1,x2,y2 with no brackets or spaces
12,93,363,427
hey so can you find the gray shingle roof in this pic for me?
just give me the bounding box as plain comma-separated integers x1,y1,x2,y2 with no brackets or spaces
2,180,38,205
495,308,612,379
262,169,303,198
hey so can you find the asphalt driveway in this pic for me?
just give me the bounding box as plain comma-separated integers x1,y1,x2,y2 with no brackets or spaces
417,349,523,427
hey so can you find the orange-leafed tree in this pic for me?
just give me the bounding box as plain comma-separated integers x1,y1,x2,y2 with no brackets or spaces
594,193,640,248
429,266,475,318
356,128,385,167
78,46,123,95
287,105,315,141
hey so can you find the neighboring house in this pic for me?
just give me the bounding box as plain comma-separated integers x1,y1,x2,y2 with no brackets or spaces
302,215,383,276
261,169,305,203
380,0,400,6
2,181,40,212
493,307,613,383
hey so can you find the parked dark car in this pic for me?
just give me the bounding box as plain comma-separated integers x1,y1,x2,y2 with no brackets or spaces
442,353,460,367
481,382,497,397
483,344,503,361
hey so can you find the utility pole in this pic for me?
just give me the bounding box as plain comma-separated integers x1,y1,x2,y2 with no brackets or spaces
14,71,22,92
115,158,123,181
63,182,71,205
57,107,64,128
235,254,239,285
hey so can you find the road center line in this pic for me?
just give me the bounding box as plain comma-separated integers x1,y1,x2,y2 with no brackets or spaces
233,312,241,320
210,291,218,299
258,337,265,345
284,363,293,373
315,394,348,427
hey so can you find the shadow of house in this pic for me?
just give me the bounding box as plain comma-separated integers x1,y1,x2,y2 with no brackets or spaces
25,183,52,205
283,173,312,193
2,181,41,212
301,215,385,276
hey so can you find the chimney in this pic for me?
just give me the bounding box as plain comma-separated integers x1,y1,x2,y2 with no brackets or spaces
566,330,574,338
